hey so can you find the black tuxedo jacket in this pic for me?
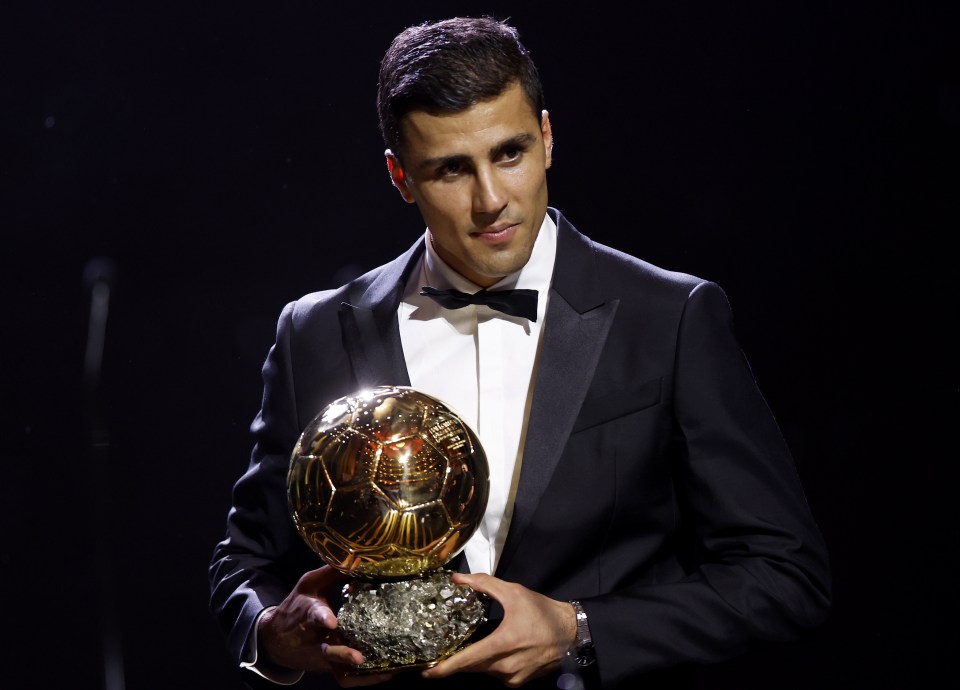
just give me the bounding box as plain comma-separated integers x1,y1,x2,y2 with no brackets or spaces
210,208,831,689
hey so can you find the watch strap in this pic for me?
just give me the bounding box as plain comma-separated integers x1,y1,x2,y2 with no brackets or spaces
568,600,596,667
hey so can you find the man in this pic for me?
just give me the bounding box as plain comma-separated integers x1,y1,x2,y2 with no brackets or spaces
210,16,831,690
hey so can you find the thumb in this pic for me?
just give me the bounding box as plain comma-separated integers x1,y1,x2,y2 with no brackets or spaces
298,564,349,596
452,572,504,600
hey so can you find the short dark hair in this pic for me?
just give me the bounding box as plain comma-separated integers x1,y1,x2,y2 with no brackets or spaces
377,16,545,159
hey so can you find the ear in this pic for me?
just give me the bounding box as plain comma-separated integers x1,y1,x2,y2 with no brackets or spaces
541,110,554,169
385,149,416,203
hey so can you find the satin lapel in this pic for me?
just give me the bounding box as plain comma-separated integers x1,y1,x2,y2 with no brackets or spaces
497,211,619,574
337,239,425,389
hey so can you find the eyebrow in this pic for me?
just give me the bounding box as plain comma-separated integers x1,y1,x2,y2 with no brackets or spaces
415,132,538,172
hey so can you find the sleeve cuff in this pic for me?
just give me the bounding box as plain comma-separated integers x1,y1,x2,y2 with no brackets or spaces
239,606,305,686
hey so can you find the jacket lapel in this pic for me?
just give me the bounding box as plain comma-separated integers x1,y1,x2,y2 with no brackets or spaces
497,210,619,574
337,239,425,389
336,214,617,574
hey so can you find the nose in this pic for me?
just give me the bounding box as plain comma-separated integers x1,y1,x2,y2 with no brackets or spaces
472,167,507,216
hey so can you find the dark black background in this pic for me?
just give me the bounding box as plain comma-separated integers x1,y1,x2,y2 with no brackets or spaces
2,1,955,688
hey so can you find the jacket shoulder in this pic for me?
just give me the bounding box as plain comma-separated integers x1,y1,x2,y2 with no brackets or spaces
592,239,705,294
551,207,711,306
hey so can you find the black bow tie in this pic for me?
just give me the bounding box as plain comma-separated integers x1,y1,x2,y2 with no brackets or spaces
420,286,539,322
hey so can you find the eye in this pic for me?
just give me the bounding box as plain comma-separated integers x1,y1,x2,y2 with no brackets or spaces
497,143,527,164
438,160,464,177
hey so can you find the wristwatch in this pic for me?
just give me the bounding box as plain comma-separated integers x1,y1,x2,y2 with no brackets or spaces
568,600,596,667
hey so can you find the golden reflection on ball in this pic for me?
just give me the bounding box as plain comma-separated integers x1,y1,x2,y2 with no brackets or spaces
287,386,490,578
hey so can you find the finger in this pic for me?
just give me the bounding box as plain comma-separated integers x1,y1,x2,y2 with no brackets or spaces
421,636,500,679
451,571,494,591
299,564,350,594
320,641,366,667
452,572,512,605
306,598,339,630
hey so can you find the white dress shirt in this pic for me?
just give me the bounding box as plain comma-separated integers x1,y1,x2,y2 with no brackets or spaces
399,213,557,575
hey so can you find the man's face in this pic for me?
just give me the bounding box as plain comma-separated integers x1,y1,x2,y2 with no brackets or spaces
386,81,553,288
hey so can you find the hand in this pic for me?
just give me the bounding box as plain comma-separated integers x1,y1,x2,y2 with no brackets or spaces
421,572,577,687
258,566,393,687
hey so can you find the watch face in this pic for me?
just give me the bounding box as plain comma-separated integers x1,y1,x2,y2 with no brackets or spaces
576,641,596,666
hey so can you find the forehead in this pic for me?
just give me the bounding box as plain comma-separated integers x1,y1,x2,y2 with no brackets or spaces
398,82,541,164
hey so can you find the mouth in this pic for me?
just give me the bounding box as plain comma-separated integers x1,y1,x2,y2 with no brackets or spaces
470,222,519,244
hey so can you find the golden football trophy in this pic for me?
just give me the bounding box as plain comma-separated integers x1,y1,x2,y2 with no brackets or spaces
287,386,490,672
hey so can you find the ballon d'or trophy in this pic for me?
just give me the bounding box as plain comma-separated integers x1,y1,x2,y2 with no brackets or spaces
287,386,491,673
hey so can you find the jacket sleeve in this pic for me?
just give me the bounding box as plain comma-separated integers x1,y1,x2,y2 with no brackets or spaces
208,300,313,670
586,281,832,686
